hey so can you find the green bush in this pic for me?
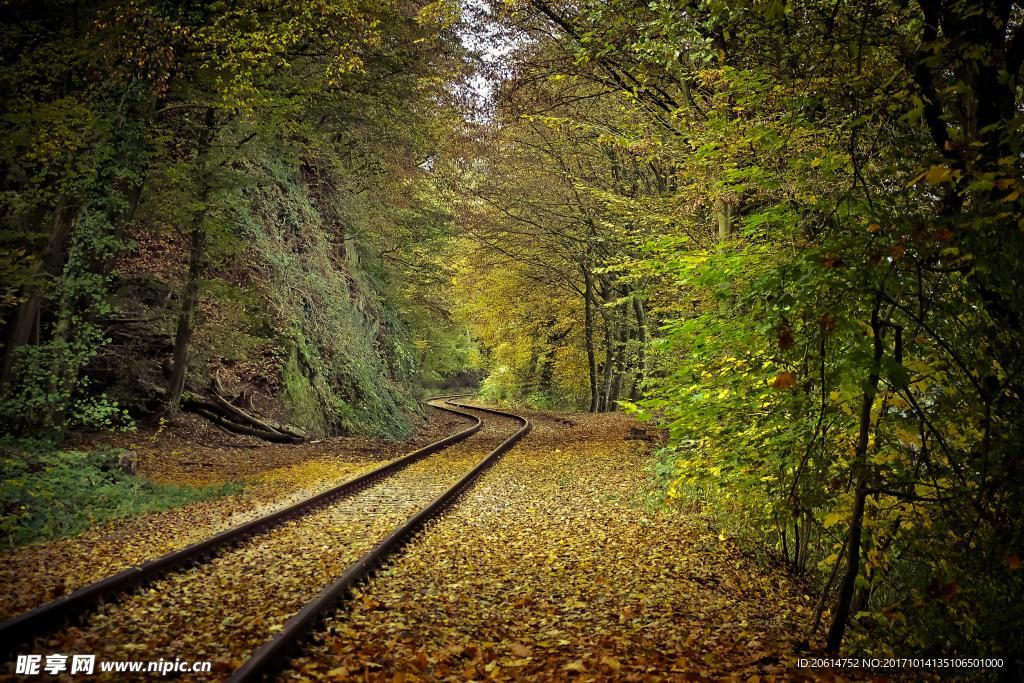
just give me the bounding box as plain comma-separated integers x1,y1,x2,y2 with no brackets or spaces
0,439,240,546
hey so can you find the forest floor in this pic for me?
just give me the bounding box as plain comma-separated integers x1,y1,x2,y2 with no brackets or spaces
285,409,834,682
0,409,467,620
2,408,852,681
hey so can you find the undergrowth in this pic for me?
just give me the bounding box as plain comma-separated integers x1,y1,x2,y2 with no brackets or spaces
0,439,241,546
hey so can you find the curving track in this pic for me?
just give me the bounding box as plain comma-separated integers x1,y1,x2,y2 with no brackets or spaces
0,398,530,681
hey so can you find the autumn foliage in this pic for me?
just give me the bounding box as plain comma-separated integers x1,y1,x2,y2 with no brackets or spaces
1,0,1022,673
460,0,1024,668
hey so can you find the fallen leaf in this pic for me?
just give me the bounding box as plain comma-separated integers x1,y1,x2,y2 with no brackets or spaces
563,660,587,673
510,643,532,658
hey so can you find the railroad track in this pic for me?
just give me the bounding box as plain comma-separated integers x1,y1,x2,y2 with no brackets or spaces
1,398,530,681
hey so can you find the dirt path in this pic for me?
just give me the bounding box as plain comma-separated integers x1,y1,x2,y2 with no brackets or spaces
283,410,817,681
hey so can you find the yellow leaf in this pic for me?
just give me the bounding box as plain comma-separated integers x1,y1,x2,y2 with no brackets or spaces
563,660,586,673
923,165,953,184
510,643,532,658
818,552,839,570
823,511,846,528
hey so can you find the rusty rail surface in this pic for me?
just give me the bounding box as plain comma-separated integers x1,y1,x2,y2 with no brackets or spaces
229,399,531,682
0,397,483,651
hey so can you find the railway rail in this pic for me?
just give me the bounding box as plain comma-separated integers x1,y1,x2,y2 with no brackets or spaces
1,398,531,681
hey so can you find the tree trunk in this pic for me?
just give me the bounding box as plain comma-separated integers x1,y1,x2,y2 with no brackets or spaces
583,264,598,412
826,299,884,652
629,296,648,401
599,307,615,412
44,282,78,440
609,303,630,408
1,206,75,386
526,345,540,394
166,215,207,411
715,197,733,242
539,339,556,395
166,108,216,412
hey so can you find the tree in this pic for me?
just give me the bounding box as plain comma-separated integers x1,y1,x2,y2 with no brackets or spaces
2,0,472,439
471,0,1024,664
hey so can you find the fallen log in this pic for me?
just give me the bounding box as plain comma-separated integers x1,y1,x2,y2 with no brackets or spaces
210,391,309,440
181,392,305,444
186,404,299,444
211,376,310,441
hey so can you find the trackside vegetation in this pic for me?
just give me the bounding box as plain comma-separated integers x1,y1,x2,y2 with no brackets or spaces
459,0,1024,670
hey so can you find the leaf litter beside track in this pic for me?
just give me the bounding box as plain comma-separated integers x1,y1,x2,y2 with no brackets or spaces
20,411,521,681
0,409,468,621
284,411,839,682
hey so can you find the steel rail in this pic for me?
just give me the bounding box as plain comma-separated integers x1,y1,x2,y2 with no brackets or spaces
229,399,531,683
0,398,482,652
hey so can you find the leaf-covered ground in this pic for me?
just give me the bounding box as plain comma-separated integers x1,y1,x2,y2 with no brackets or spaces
0,409,467,621
284,410,827,682
18,409,521,680
4,407,851,681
